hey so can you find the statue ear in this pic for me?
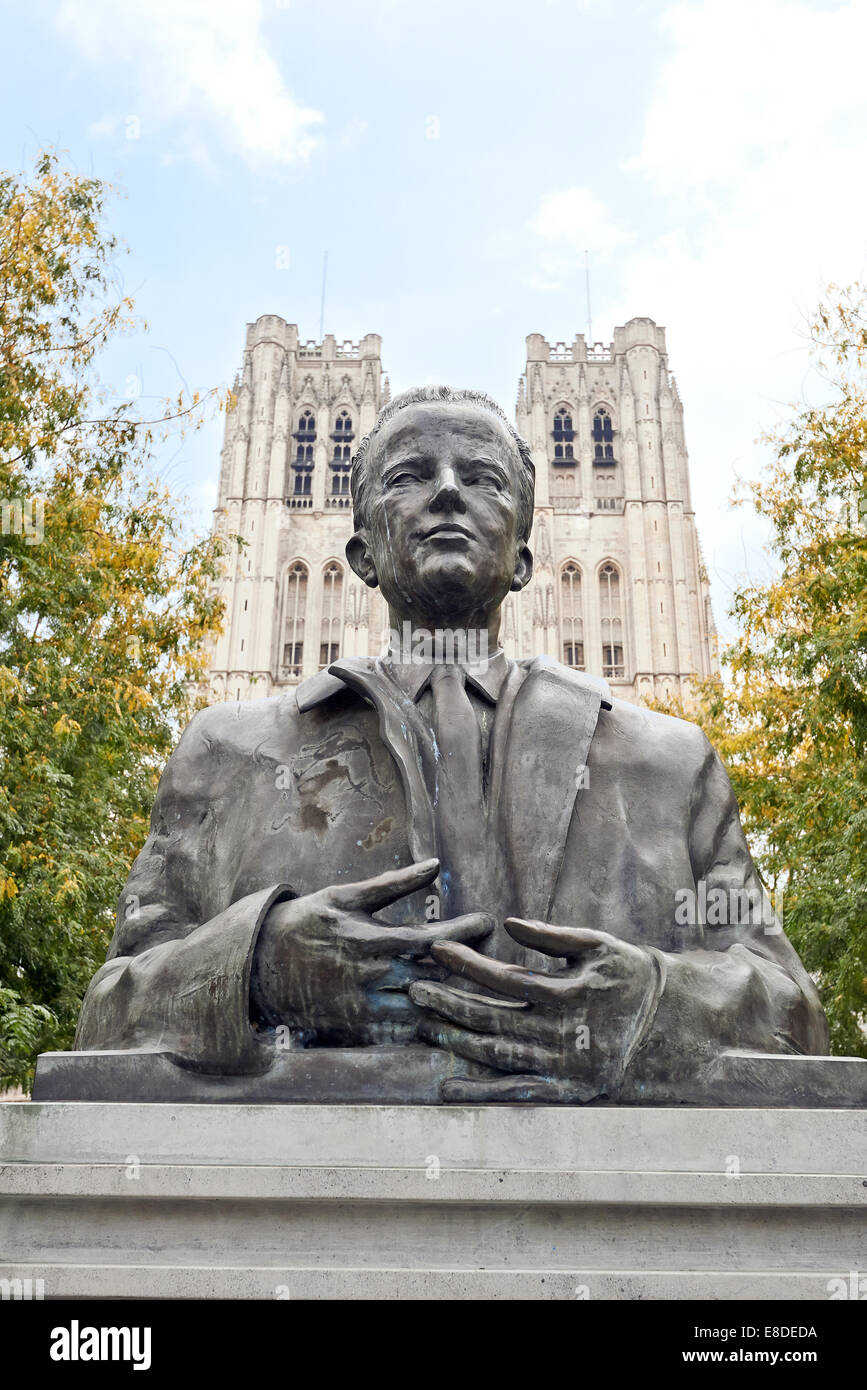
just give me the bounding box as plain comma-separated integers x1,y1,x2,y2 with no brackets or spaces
346,532,379,589
510,543,533,592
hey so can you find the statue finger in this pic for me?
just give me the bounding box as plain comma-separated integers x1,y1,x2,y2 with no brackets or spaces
408,980,529,1033
416,1017,552,1073
370,955,452,992
504,917,611,960
325,858,440,914
413,911,497,948
342,910,493,959
430,939,570,1003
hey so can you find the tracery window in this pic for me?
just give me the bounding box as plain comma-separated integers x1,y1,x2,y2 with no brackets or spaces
320,562,344,668
593,406,615,463
330,411,354,495
282,561,308,676
560,563,585,669
553,406,574,463
600,562,625,678
292,410,316,495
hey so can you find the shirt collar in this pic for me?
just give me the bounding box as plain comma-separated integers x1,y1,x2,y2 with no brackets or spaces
384,647,510,705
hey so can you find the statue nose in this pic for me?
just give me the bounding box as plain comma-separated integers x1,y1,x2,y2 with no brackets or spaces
429,469,466,511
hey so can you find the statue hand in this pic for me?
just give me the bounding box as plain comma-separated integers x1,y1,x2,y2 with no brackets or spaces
252,858,494,1046
409,918,658,1102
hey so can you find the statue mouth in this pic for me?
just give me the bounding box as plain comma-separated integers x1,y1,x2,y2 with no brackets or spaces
421,523,473,541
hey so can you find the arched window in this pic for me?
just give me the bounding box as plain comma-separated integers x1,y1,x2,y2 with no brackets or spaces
282,562,308,676
593,406,615,463
599,562,625,678
560,563,584,670
292,411,316,495
330,411,354,495
320,562,344,668
552,406,574,463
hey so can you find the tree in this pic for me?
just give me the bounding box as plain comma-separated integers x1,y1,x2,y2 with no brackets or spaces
0,152,232,1087
656,285,867,1055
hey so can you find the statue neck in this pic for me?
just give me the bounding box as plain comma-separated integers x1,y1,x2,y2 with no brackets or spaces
386,603,502,658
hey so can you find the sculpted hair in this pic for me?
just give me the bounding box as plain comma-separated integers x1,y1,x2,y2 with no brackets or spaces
351,385,536,542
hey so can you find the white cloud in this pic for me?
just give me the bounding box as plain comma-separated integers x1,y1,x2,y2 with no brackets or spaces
630,0,867,195
610,0,867,634
530,186,631,254
60,0,324,166
527,186,632,293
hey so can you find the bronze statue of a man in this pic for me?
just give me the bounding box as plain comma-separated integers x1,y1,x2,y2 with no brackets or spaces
69,386,829,1104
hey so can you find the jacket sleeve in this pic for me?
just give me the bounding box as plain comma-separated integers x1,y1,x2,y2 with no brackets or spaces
74,710,292,1074
623,733,829,1095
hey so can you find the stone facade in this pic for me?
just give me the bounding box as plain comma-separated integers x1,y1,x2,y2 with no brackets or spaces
515,317,718,703
207,314,717,703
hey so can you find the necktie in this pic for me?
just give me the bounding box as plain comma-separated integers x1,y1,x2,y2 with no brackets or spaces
427,663,486,917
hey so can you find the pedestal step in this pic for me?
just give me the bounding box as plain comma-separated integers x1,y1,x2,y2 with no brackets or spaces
0,1266,856,1300
2,1103,864,1301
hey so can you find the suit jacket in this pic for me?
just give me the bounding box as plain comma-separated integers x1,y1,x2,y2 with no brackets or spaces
74,656,828,1087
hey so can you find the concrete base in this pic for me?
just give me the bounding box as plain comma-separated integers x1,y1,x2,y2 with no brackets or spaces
1,1102,865,1300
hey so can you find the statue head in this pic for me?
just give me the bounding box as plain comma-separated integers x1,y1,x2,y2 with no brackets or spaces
346,386,535,632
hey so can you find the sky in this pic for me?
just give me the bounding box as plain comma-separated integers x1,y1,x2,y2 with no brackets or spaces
3,0,867,642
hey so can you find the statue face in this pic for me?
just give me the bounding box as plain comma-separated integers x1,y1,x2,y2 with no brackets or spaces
352,401,532,623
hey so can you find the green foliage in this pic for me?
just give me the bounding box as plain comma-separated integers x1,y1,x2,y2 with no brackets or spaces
653,285,867,1055
0,152,232,1086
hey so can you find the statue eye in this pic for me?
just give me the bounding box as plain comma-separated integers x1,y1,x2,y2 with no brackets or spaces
469,467,502,488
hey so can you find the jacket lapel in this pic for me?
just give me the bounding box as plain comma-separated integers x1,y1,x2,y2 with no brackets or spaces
326,657,437,864
500,656,607,921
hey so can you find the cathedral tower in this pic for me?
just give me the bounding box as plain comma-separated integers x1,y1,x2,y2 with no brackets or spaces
514,317,718,701
208,315,389,701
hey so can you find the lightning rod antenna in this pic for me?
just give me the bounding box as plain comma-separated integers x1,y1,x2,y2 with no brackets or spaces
319,251,328,341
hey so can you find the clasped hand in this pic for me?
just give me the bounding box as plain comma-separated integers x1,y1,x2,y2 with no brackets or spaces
409,917,658,1102
251,858,494,1045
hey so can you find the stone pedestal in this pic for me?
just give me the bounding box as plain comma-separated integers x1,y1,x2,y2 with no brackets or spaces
1,1103,864,1300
